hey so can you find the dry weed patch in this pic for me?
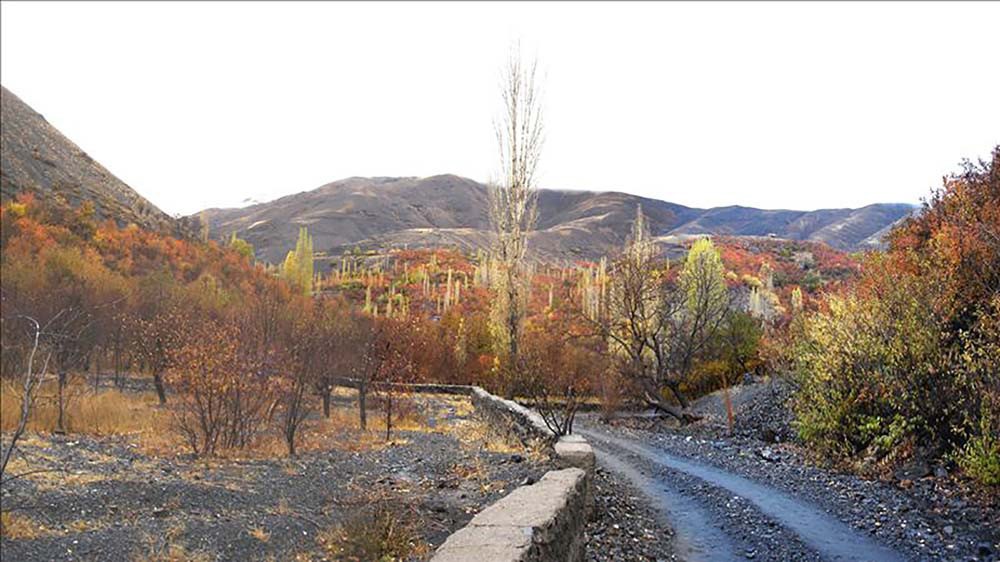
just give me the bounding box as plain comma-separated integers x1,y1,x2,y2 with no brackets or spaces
133,520,210,562
0,510,47,540
317,487,430,562
248,525,271,542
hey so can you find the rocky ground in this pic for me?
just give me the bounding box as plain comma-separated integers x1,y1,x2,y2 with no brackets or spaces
584,463,677,561
0,394,551,561
587,379,999,562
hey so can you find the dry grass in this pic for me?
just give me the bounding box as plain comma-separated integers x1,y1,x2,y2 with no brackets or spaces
0,511,47,540
316,490,430,562
1,379,170,437
248,525,271,542
65,518,106,534
1,381,519,467
133,520,211,562
455,419,524,454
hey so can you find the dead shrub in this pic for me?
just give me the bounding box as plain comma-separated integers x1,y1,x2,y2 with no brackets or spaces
133,520,210,562
318,487,429,561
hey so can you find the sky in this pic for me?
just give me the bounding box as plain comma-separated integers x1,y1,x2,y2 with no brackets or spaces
2,2,998,217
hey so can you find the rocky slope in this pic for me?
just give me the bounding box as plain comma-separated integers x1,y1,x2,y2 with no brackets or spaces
198,175,915,264
0,85,177,233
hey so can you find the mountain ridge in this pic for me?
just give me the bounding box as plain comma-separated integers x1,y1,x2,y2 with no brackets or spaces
0,86,913,261
198,174,916,264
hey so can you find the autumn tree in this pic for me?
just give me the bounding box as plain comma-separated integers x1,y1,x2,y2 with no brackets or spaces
167,320,243,456
34,247,128,433
374,318,425,441
281,226,314,295
718,311,763,379
604,207,665,408
128,270,180,404
793,266,944,462
604,209,731,422
229,232,255,262
166,279,288,456
521,310,601,436
281,298,320,457
309,300,358,418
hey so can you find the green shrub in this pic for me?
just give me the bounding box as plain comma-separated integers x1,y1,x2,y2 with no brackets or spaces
791,270,946,463
957,406,1000,486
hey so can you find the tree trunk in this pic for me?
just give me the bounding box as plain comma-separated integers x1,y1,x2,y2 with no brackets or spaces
385,391,392,442
153,371,167,405
642,391,702,424
665,380,689,410
358,380,367,431
286,424,296,458
322,389,330,418
114,345,122,389
56,370,67,434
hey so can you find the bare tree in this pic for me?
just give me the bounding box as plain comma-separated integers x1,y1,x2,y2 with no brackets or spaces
0,316,52,483
49,306,99,434
282,307,320,457
488,45,544,394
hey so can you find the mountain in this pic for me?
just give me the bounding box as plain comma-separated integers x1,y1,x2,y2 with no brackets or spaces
0,85,176,233
199,175,915,264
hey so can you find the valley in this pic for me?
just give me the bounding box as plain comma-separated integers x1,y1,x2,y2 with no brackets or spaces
1,12,998,561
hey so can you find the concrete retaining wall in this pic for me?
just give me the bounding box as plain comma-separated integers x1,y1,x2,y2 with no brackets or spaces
470,387,554,446
432,468,589,562
329,379,596,561
432,386,595,562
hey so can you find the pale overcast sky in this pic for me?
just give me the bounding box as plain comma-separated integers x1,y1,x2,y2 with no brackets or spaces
2,2,998,216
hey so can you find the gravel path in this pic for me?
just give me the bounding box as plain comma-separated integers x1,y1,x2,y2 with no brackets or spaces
579,415,999,562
